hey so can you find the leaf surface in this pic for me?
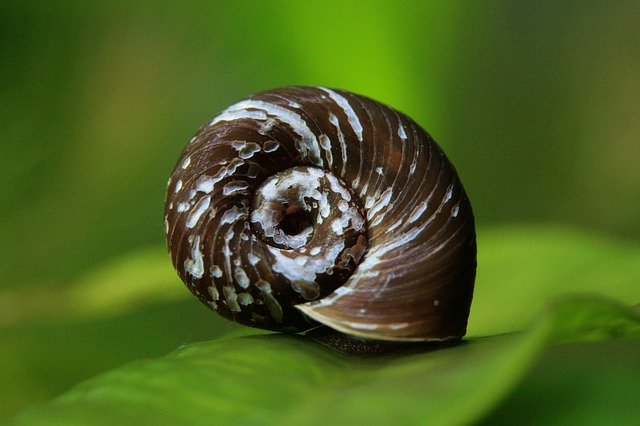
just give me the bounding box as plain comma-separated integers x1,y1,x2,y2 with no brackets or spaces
10,296,640,425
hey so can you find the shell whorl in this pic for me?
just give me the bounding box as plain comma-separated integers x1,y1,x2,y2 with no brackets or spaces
164,86,476,341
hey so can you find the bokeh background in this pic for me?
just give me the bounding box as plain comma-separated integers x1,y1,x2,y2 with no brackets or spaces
1,0,639,420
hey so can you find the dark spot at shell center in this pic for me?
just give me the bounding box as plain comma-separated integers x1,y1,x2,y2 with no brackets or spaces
279,207,313,236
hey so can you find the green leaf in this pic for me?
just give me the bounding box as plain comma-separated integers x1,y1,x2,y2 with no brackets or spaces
0,299,241,422
0,247,239,420
10,296,640,426
3,226,639,421
0,246,186,328
469,225,640,336
480,339,640,425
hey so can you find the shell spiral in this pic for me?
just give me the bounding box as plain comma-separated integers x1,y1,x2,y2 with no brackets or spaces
164,87,476,341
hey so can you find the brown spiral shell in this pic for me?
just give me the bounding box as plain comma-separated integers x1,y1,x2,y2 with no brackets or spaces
164,87,476,341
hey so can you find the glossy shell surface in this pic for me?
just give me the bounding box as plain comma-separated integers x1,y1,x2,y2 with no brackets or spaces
164,87,476,341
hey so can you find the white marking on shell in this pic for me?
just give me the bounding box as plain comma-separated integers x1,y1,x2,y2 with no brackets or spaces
237,292,254,306
262,140,280,152
194,172,223,194
451,204,460,217
358,182,370,200
233,267,250,289
267,241,345,284
185,235,204,279
164,218,169,235
329,113,348,176
434,299,440,306
319,87,363,142
181,156,191,169
408,200,428,223
222,231,234,281
238,142,261,159
174,180,183,193
435,184,455,215
247,252,260,266
388,219,403,232
364,196,376,209
226,158,244,174
256,280,283,322
176,202,189,213
318,192,330,219
389,322,409,330
193,159,245,196
369,215,384,228
375,167,383,175
318,134,333,168
366,187,393,221
330,206,365,236
220,206,247,224
223,180,250,196
210,109,268,125
222,286,241,312
347,207,366,231
207,286,220,300
186,196,211,228
333,286,354,297
331,218,345,235
309,247,321,256
259,118,277,134
256,280,271,293
210,265,223,278
347,322,380,331
444,184,454,203
348,221,429,286
409,158,417,174
304,286,351,309
398,124,407,140
274,227,312,249
251,168,325,246
231,140,246,150
219,99,323,166
326,174,351,201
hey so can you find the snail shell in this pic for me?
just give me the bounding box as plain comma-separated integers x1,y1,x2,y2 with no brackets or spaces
164,87,476,341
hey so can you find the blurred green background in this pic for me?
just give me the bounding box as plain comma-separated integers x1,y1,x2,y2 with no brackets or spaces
1,0,639,421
